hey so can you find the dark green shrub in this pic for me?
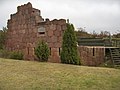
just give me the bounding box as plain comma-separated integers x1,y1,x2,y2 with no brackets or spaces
34,40,50,62
60,23,80,65
99,60,114,68
10,51,23,60
0,49,10,58
0,27,7,49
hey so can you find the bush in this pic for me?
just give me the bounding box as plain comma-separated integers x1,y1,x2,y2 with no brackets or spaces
99,60,114,68
0,27,7,49
0,49,23,60
0,49,10,58
10,51,23,60
34,40,50,62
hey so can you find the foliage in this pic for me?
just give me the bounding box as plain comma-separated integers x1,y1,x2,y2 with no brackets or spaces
34,40,50,61
0,49,10,58
61,23,80,65
10,51,23,60
75,27,92,38
0,49,23,60
98,31,110,38
75,28,110,38
0,27,7,49
113,33,120,38
99,60,114,68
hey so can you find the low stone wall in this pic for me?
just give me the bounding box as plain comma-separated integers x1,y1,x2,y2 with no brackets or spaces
78,46,105,66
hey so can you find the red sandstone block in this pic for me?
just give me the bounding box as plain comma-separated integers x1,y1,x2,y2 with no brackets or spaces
48,43,54,48
54,30,61,37
56,25,62,31
51,36,57,43
58,19,66,25
47,36,51,43
47,30,53,37
35,16,41,23
57,37,62,43
51,48,58,52
54,43,61,48
51,19,58,24
49,24,56,30
53,51,59,58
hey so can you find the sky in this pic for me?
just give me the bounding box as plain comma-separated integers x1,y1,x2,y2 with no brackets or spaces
0,0,120,34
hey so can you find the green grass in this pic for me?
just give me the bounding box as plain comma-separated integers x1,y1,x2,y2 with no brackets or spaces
0,58,120,90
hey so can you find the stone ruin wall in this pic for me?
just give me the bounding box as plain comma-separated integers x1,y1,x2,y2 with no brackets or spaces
5,2,106,66
78,46,105,66
6,2,66,62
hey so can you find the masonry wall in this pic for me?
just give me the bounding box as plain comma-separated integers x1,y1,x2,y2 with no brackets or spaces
37,19,66,63
78,46,105,66
6,2,66,63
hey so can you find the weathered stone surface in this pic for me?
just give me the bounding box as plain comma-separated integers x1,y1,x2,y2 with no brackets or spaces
47,30,53,37
54,30,61,37
54,43,61,48
5,2,66,62
51,36,58,43
78,46,105,66
49,24,56,30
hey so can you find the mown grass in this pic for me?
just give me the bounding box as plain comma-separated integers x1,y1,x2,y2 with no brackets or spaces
0,58,120,90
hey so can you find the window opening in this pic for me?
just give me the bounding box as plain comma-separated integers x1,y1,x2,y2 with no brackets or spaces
28,47,29,55
93,47,95,56
59,48,61,56
50,47,51,55
38,27,45,35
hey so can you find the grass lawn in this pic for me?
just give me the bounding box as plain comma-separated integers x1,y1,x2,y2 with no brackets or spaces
0,58,120,90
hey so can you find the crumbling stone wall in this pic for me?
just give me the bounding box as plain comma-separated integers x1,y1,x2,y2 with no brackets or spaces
78,46,105,66
6,2,66,62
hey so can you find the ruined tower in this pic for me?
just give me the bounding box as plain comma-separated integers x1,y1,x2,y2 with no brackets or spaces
6,2,66,62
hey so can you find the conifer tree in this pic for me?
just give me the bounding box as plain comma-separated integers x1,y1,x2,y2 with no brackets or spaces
60,23,80,65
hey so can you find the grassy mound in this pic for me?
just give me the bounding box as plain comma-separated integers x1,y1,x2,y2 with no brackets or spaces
0,58,120,90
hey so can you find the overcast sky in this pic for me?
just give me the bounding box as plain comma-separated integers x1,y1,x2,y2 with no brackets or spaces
0,0,120,34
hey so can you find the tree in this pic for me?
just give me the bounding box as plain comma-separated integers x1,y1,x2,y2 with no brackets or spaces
34,40,50,61
0,27,7,49
98,31,110,38
60,23,80,65
113,30,120,38
75,27,92,38
92,30,98,38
